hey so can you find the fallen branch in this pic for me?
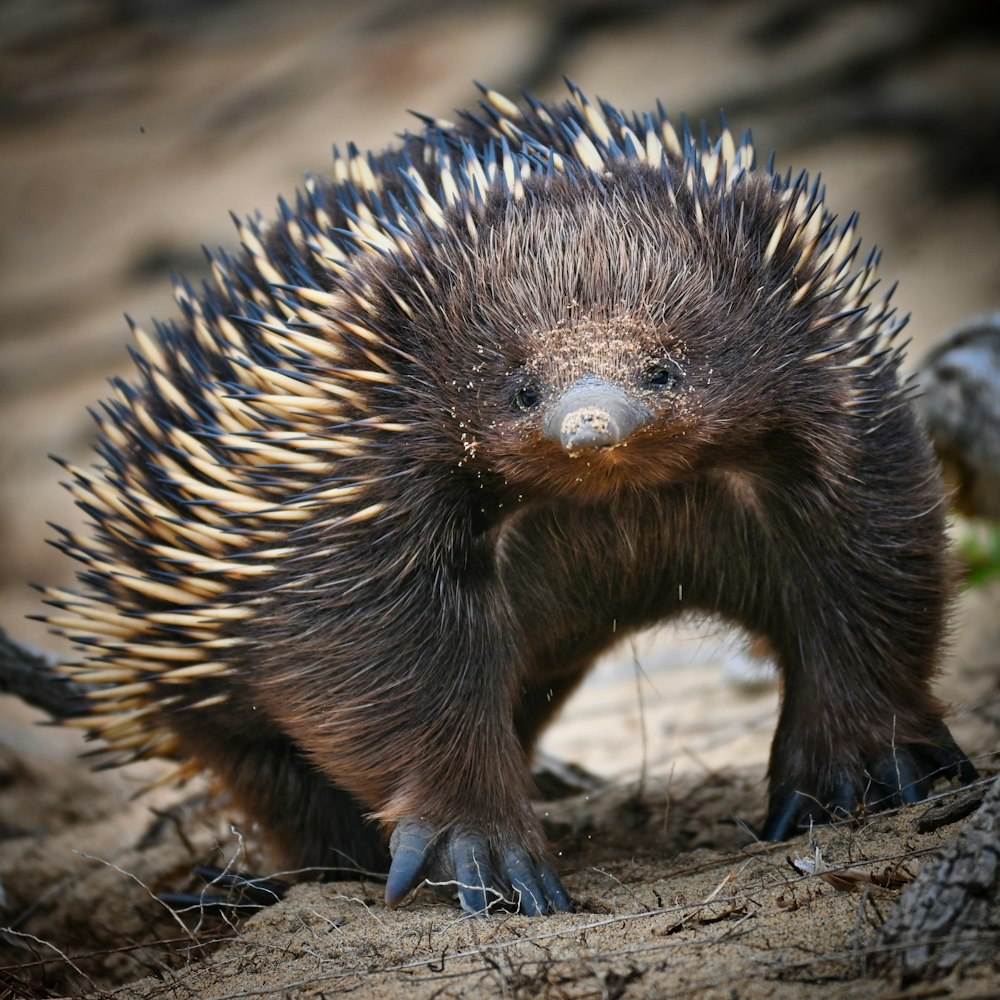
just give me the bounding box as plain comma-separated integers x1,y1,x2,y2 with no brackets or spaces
874,774,1000,982
0,624,89,719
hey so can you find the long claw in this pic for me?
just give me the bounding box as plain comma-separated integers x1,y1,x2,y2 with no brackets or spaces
540,866,574,913
826,770,861,818
956,757,979,783
922,737,978,784
386,819,434,906
192,865,287,906
872,755,927,806
386,818,572,915
898,778,925,805
158,865,288,914
764,731,978,841
761,792,807,841
158,892,266,914
505,848,546,915
452,832,497,914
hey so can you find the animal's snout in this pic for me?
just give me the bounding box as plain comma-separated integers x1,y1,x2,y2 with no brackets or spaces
543,377,652,454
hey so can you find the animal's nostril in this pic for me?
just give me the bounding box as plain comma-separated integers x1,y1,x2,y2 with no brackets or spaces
560,408,619,451
542,378,652,453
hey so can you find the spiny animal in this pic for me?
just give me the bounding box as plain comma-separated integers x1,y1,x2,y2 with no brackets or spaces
42,81,975,915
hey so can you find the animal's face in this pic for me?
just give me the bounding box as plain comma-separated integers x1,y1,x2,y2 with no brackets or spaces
359,167,831,501
470,313,704,499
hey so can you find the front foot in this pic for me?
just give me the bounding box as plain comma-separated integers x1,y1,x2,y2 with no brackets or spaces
386,818,573,916
762,726,978,841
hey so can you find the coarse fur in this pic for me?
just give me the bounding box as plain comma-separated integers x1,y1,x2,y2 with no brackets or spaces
43,82,974,913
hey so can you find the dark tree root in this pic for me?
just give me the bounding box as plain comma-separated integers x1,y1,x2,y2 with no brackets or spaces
0,625,90,719
387,818,573,916
762,732,978,841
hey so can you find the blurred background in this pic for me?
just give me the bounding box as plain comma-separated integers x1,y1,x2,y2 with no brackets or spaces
1,0,999,777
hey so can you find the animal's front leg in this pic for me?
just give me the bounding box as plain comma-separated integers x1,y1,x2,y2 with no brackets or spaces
251,535,572,914
370,631,571,914
756,490,976,840
762,674,975,840
367,656,573,914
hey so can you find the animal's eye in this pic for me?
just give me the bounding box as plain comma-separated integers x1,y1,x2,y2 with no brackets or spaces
513,385,541,411
646,361,682,390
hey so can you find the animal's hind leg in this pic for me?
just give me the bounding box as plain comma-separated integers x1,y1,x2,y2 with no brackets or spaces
171,710,389,877
228,737,390,877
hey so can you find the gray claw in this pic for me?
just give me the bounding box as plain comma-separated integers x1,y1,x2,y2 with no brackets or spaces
505,847,547,915
871,753,927,806
763,734,978,842
761,792,807,841
386,818,434,906
450,832,499,915
540,865,574,912
386,818,573,915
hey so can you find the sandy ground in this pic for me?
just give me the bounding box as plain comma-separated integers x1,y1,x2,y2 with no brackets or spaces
3,618,998,998
1,1,999,997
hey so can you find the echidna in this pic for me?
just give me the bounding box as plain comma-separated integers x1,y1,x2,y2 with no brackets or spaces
40,81,975,915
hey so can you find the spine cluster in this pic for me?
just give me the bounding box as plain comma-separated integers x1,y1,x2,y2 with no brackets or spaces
43,81,908,770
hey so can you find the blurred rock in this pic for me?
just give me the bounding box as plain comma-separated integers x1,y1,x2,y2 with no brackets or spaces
916,312,1000,520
